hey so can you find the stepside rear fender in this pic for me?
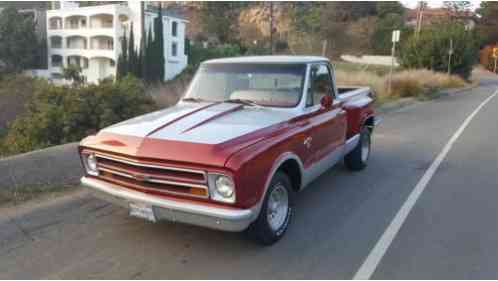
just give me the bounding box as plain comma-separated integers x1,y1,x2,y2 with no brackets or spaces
339,88,375,138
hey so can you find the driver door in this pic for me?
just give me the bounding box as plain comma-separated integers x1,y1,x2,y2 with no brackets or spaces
304,63,347,175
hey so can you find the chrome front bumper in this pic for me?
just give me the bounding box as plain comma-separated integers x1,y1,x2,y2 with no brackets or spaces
81,177,256,232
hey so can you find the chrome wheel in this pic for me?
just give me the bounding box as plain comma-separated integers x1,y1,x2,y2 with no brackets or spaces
361,132,370,163
266,183,289,232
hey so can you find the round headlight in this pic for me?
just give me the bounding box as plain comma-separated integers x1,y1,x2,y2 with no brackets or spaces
86,154,99,175
215,175,234,198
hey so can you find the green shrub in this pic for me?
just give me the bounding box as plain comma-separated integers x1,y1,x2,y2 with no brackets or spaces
0,75,45,129
398,23,478,80
189,43,242,68
275,40,289,53
244,43,270,56
2,75,157,155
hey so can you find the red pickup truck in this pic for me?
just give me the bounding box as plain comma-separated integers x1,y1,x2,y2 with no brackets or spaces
79,56,378,245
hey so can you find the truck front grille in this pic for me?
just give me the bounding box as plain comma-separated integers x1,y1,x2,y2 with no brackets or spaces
93,153,209,199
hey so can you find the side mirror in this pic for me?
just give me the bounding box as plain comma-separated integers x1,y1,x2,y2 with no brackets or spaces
320,95,333,108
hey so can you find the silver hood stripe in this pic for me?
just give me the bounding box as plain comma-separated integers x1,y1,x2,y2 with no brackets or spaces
102,102,296,144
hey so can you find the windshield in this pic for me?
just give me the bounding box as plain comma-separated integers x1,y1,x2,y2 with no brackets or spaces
184,63,307,108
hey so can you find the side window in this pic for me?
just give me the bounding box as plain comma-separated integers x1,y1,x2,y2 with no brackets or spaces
306,64,334,107
171,42,178,57
172,21,178,37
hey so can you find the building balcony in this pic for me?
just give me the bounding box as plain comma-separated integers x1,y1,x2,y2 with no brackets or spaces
47,12,128,31
90,36,114,51
49,48,117,62
66,35,88,49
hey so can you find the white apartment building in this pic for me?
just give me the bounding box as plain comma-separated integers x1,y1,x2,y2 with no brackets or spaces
46,1,188,84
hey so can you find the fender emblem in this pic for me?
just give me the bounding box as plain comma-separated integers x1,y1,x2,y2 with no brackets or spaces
304,137,312,149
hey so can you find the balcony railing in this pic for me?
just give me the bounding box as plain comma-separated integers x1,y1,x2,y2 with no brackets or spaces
49,24,62,30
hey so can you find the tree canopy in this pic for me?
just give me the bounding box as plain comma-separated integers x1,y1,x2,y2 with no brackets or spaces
0,7,40,73
199,2,248,44
476,2,498,47
399,23,478,79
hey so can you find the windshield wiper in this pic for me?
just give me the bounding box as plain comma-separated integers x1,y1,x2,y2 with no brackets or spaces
223,98,263,108
182,97,206,103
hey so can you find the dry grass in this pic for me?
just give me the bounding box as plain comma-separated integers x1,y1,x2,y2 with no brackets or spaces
336,68,467,103
336,69,387,101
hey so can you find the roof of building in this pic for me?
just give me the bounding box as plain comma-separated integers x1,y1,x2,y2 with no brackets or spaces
0,1,50,10
406,7,477,21
145,4,187,21
203,56,330,65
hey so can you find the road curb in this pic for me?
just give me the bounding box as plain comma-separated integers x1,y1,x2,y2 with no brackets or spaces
0,142,82,194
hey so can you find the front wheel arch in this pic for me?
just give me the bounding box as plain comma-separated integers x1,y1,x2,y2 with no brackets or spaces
278,158,302,192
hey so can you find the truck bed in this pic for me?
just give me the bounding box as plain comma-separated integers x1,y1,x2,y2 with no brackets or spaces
337,86,372,96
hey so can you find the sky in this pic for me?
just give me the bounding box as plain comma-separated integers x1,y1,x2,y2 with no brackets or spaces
400,0,482,11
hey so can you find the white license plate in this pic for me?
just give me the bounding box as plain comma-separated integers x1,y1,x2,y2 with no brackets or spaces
129,202,156,222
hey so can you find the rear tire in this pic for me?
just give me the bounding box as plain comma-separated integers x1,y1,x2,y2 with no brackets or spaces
248,171,294,246
345,126,371,171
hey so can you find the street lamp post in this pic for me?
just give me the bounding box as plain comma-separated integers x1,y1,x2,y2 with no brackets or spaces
269,2,274,55
448,38,453,75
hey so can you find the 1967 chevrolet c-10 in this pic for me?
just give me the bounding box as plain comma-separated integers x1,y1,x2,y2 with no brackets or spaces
79,56,378,245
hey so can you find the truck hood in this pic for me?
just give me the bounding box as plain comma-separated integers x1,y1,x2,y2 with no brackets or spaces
80,102,295,167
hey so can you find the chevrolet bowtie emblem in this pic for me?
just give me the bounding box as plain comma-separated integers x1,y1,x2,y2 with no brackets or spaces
134,174,150,182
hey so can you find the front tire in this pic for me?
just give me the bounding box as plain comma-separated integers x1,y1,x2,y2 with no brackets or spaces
344,126,371,171
248,171,294,246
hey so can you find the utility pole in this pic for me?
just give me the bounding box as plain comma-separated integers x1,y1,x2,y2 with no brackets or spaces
448,38,453,75
415,1,425,39
269,2,274,54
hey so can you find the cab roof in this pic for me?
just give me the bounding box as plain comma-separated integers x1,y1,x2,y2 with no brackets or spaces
203,56,330,65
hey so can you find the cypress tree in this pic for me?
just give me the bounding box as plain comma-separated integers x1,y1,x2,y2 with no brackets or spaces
137,39,143,79
116,34,128,80
128,22,137,77
116,55,125,80
145,27,154,82
155,5,165,81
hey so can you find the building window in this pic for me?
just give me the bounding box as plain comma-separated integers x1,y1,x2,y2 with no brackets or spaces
171,42,178,57
51,55,63,67
50,36,62,48
172,21,178,37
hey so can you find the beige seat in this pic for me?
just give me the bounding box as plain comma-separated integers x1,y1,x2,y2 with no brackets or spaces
230,89,300,107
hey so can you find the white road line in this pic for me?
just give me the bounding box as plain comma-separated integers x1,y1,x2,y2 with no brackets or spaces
353,88,498,280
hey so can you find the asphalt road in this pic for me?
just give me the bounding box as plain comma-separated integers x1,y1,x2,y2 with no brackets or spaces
1,74,498,279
